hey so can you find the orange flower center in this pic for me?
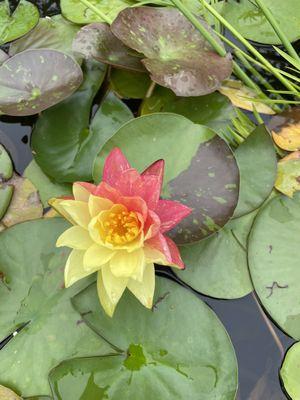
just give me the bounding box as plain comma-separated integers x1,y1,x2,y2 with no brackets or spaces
99,205,140,245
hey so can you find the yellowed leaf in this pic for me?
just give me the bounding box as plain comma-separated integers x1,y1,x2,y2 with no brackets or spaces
0,385,21,400
275,158,300,197
269,107,300,151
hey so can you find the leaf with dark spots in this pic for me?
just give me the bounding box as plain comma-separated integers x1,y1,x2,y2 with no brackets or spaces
73,22,145,72
111,7,233,96
269,107,300,151
0,49,83,116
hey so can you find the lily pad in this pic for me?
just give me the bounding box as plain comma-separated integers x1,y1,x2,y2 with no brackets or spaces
73,22,145,72
61,0,135,24
0,143,13,181
9,15,81,60
111,7,233,96
32,61,133,183
176,211,255,299
59,276,238,400
0,385,21,400
280,342,300,400
24,160,72,208
248,193,300,340
275,157,300,198
0,49,83,116
222,0,300,45
110,69,151,98
233,125,277,218
0,0,39,45
93,113,240,244
0,218,111,396
269,107,300,151
0,144,14,220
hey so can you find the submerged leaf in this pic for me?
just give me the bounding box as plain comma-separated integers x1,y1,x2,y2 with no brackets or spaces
111,7,233,96
269,107,300,151
0,49,83,116
280,342,300,400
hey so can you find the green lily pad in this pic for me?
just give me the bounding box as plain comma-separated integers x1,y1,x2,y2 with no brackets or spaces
0,143,13,180
0,49,83,116
110,69,151,98
275,158,300,198
280,342,300,400
233,125,277,218
73,22,145,72
0,184,14,220
111,7,232,96
58,276,238,400
222,0,300,45
93,113,240,244
24,160,72,208
0,218,111,396
61,0,135,24
9,15,81,60
248,193,300,340
0,0,39,45
141,86,235,141
32,61,133,183
176,211,255,299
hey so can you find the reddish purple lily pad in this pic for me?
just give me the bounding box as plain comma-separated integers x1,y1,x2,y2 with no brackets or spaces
111,7,233,96
0,49,83,116
73,22,145,72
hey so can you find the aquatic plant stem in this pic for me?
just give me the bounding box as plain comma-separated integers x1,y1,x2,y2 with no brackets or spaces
252,292,285,359
77,0,112,24
146,81,156,98
254,0,300,62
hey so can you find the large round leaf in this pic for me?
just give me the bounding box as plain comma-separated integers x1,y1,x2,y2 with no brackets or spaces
0,0,39,45
0,49,83,116
0,218,111,397
280,342,300,400
0,144,13,219
111,7,233,96
248,193,300,340
93,113,240,244
61,277,238,400
176,211,255,299
233,125,277,218
110,69,151,99
222,0,300,45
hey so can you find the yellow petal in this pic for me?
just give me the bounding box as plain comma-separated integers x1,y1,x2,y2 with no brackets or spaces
73,183,93,202
88,195,113,218
101,264,128,307
97,271,116,317
49,198,76,225
83,243,115,271
110,249,145,278
57,226,93,250
60,200,90,228
144,245,168,265
127,263,155,309
64,249,94,288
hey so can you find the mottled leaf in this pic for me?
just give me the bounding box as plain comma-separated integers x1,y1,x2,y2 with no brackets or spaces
275,157,300,197
93,113,239,244
110,69,151,99
0,49,83,116
269,107,300,151
111,7,233,96
0,0,39,45
280,342,300,400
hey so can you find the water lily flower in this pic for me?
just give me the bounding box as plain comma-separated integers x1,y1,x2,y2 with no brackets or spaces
50,148,192,317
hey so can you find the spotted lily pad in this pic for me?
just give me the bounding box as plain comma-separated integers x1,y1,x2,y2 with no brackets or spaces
0,49,83,116
0,218,111,396
73,23,145,72
93,113,240,244
222,0,300,45
56,276,238,400
269,107,300,151
280,342,300,400
0,0,39,45
275,157,300,198
0,385,21,400
111,7,233,96
248,193,300,340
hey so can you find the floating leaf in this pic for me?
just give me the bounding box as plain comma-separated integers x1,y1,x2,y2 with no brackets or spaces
0,184,14,220
93,113,240,244
176,211,255,299
58,276,238,400
219,80,275,115
110,69,151,98
0,0,39,45
234,125,277,217
0,385,21,400
248,193,300,339
23,160,72,207
32,61,133,183
61,0,135,24
73,22,145,72
0,49,83,116
9,15,81,60
222,0,300,45
0,143,13,180
111,7,233,96
269,107,300,151
275,157,300,197
0,218,111,396
0,144,14,220
280,342,300,400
